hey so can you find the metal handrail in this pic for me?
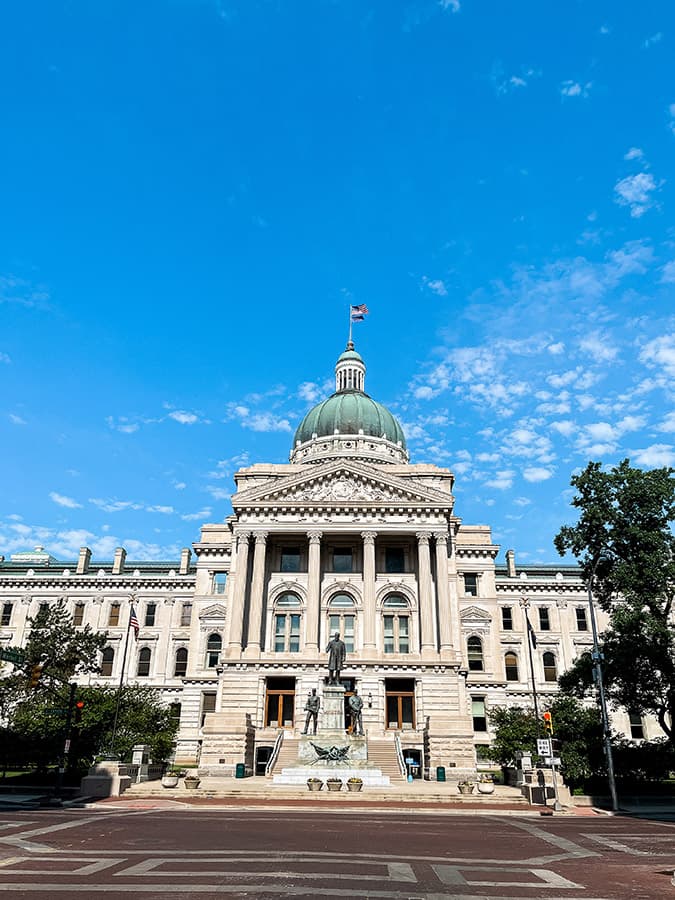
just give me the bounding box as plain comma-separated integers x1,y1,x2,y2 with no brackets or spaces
393,733,407,778
265,729,284,777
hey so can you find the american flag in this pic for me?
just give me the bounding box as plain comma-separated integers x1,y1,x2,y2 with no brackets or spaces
350,304,369,322
129,605,140,640
526,614,537,649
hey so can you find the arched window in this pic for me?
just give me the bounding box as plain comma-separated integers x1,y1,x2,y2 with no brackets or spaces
206,633,222,668
328,593,355,652
505,652,519,681
467,636,484,671
101,646,114,677
174,647,188,677
274,593,301,653
137,647,151,677
383,594,410,654
542,651,557,682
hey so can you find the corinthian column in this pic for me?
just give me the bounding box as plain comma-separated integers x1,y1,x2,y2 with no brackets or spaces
305,530,322,653
243,531,268,657
417,532,436,657
226,531,251,657
361,531,377,651
434,530,453,656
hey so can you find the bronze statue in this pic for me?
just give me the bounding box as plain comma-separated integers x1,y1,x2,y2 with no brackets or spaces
302,688,320,735
326,631,346,684
349,689,364,736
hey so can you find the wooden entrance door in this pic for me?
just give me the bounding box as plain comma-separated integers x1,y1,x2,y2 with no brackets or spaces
385,678,415,730
265,677,296,727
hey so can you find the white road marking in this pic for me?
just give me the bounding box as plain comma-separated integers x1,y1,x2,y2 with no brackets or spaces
432,864,581,889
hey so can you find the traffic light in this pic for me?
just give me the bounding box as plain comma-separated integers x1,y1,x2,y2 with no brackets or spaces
543,711,553,735
29,664,43,689
74,700,84,724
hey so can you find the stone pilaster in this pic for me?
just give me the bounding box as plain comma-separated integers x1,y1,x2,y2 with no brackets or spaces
305,530,322,652
417,532,436,657
225,531,251,658
361,531,377,651
433,531,453,658
243,531,268,658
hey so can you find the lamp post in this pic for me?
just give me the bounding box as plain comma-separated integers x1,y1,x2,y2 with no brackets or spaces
586,555,619,812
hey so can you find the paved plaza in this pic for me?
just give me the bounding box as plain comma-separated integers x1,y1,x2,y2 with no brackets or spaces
1,806,675,898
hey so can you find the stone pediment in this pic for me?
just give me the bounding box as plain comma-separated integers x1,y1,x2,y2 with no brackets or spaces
232,460,453,509
199,604,227,619
460,606,492,626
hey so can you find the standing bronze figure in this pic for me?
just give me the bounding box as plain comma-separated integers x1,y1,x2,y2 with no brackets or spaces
302,689,320,735
349,689,364,736
326,631,346,684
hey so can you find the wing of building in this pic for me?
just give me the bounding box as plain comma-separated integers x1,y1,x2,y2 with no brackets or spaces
0,343,656,775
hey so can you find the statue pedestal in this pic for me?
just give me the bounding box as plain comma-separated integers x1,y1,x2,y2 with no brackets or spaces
319,683,345,732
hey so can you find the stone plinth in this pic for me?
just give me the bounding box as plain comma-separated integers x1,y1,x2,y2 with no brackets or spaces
273,766,389,786
320,684,345,731
298,733,367,764
80,761,132,798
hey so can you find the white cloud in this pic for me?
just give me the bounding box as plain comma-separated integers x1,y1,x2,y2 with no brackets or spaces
669,104,675,136
0,274,50,309
106,416,140,434
484,469,514,490
89,497,144,513
421,276,448,296
656,412,675,433
298,382,321,403
9,413,27,425
547,342,565,355
639,334,675,377
560,80,592,98
173,481,187,490
643,32,662,49
439,0,460,11
624,147,644,161
181,508,212,521
167,410,200,425
0,351,10,364
550,420,577,437
661,261,675,283
247,413,292,432
614,172,660,218
523,467,553,482
49,492,82,509
632,444,675,467
578,331,619,363
146,505,174,515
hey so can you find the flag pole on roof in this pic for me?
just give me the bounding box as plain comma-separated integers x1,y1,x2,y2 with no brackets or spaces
348,303,369,345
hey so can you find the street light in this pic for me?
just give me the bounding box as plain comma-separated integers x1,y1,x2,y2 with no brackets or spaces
586,554,619,812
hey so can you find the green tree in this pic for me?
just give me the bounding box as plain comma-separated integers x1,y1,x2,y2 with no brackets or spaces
555,459,675,742
486,706,539,767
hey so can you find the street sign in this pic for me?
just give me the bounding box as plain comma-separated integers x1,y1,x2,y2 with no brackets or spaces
537,738,552,756
46,707,68,716
542,756,562,767
0,648,24,664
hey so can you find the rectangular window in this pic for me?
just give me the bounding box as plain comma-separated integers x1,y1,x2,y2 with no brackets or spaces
108,603,121,626
332,548,353,573
274,614,301,653
385,547,405,573
169,702,181,723
213,572,227,594
144,603,156,627
329,614,355,653
383,615,409,654
472,697,487,731
575,607,588,631
463,574,478,597
501,607,513,630
280,547,301,572
1,603,13,626
629,713,645,740
383,615,394,654
180,603,192,627
73,603,85,626
200,691,217,727
538,607,551,631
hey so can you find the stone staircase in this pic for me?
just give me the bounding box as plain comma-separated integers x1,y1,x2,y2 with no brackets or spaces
269,737,299,774
366,739,406,783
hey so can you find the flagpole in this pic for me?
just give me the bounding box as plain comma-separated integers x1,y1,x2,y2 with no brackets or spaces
109,599,133,757
348,304,353,346
520,598,541,730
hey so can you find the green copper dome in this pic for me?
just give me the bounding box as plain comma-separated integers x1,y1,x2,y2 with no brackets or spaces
294,391,407,449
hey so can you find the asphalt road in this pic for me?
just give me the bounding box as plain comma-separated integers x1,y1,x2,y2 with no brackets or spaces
1,806,674,898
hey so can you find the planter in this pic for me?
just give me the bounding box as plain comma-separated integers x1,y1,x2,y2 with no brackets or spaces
307,780,323,792
347,781,363,792
458,783,475,795
477,782,495,795
326,780,343,792
161,775,180,789
184,776,201,790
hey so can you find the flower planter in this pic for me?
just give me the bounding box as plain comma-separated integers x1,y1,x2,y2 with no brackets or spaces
307,780,323,792
161,775,180,789
184,776,201,790
458,783,475,795
347,781,363,792
477,782,495,795
326,780,343,792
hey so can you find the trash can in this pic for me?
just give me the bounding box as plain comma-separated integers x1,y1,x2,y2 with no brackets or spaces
436,766,446,782
235,763,246,779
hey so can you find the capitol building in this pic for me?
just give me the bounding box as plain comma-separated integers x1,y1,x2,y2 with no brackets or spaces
0,343,656,777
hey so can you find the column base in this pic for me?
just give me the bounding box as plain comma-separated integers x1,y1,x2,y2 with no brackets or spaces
242,644,261,659
225,644,242,660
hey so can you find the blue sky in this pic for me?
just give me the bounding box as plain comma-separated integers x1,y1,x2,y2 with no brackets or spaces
1,1,674,564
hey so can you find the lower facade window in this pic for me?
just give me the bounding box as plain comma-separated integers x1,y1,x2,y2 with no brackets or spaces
137,647,151,677
576,607,588,631
174,647,188,677
72,603,84,627
274,614,300,652
542,651,557,682
200,691,216,727
383,614,409,653
467,636,484,671
205,633,222,667
472,697,487,731
505,652,519,681
328,613,355,652
629,713,645,740
180,603,192,626
101,646,114,677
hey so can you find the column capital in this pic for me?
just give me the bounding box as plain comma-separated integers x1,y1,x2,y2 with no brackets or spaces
415,531,432,545
307,529,323,545
432,531,449,545
252,531,269,545
361,530,377,544
236,531,252,546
